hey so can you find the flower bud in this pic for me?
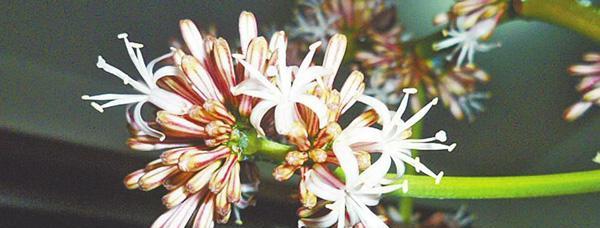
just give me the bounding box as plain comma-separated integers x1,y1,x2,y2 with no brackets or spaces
285,151,308,166
273,164,297,181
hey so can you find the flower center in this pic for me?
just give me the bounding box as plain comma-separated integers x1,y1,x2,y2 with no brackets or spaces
226,121,259,158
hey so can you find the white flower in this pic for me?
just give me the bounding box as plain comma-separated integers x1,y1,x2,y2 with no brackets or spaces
300,164,407,228
291,0,338,46
335,88,456,188
433,17,500,67
231,41,330,135
82,33,192,139
364,71,402,106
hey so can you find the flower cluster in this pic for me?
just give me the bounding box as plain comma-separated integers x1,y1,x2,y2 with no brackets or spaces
289,0,397,51
377,203,474,227
83,10,456,228
357,33,492,121
287,0,492,121
433,0,505,67
563,52,599,121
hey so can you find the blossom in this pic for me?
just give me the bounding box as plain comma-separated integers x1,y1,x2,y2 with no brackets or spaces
437,66,491,121
434,0,507,30
563,52,599,121
433,16,500,67
334,89,456,188
111,11,286,227
359,32,491,121
81,33,192,139
267,34,377,210
290,0,338,45
290,0,398,46
231,40,330,135
299,164,407,227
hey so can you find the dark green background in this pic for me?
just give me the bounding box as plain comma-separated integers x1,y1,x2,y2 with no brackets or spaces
0,0,598,227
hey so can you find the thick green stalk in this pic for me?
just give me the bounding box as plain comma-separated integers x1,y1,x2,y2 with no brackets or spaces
389,170,600,199
514,0,600,42
255,137,294,161
399,87,426,224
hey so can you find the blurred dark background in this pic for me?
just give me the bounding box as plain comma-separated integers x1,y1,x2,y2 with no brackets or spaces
0,0,599,227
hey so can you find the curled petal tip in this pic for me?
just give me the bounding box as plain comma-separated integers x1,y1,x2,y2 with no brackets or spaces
117,33,128,39
431,97,439,105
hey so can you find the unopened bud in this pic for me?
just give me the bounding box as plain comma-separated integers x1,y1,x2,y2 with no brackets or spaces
314,122,341,148
273,164,297,181
308,148,328,163
285,151,308,166
355,151,372,171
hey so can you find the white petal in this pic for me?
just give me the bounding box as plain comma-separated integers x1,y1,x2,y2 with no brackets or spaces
133,101,165,140
276,65,293,93
306,171,343,201
292,94,329,128
231,77,280,101
358,153,391,189
152,66,179,82
396,97,439,133
354,200,388,228
233,55,281,94
250,100,276,136
339,126,383,145
357,95,391,126
292,66,330,92
274,100,296,134
146,51,176,81
148,88,192,115
332,142,359,187
299,209,339,228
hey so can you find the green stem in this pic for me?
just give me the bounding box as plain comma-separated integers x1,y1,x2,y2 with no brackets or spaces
398,86,426,224
514,0,600,42
255,137,294,161
389,169,600,199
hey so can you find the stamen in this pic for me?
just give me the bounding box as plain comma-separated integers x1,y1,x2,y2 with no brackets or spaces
402,88,417,94
414,157,421,173
394,153,443,182
435,130,447,142
396,97,438,133
90,102,104,113
299,41,322,71
401,179,409,193
435,171,444,184
448,143,457,152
